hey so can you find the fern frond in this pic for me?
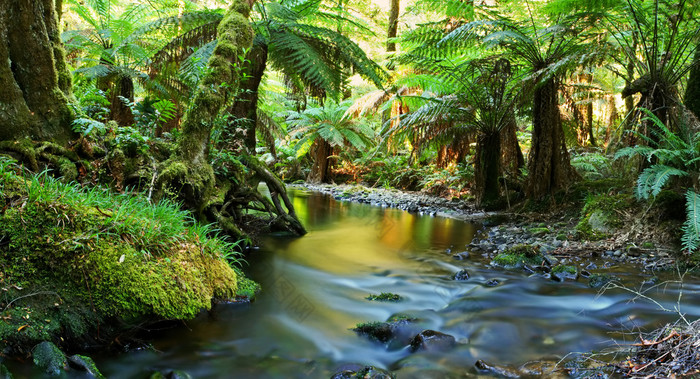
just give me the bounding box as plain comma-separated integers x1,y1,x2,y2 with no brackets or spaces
682,190,700,252
635,164,688,199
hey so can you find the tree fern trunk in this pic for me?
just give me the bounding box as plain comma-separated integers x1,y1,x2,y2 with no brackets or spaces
526,78,576,198
475,131,501,207
500,114,523,176
387,0,399,52
684,46,700,119
0,0,74,143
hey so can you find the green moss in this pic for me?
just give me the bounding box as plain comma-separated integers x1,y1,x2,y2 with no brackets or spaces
552,265,577,275
588,274,618,289
366,292,402,302
32,341,67,375
576,193,634,240
0,161,243,351
233,268,260,301
529,227,549,236
68,354,104,378
492,244,542,268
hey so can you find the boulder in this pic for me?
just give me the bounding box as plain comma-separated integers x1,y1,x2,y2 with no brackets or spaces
32,342,67,376
409,330,456,352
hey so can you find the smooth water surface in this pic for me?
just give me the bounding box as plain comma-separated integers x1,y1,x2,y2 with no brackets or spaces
24,188,700,377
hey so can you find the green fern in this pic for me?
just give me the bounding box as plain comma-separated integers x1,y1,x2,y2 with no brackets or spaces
635,165,688,199
683,190,700,252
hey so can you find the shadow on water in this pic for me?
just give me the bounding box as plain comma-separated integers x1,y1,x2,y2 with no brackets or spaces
79,188,700,378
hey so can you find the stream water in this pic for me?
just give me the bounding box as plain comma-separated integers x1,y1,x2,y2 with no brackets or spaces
14,188,700,378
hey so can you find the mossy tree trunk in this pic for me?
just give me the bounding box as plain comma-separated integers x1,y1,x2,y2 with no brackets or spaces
526,77,576,198
229,39,268,152
158,0,305,238
475,131,501,207
0,0,74,143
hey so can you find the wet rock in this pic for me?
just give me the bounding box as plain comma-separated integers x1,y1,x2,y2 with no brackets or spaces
409,330,456,352
32,341,67,376
485,279,500,287
353,315,417,347
68,355,104,378
452,269,470,281
475,360,520,378
149,370,193,379
586,262,598,270
588,273,618,289
452,251,470,260
0,364,12,379
331,364,395,379
551,265,578,281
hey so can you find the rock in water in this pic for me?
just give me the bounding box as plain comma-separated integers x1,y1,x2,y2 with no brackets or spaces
475,360,520,378
452,269,470,281
32,341,67,376
68,355,105,378
409,330,456,352
331,364,395,379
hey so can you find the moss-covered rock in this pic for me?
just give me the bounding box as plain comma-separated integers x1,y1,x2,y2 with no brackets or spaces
576,193,634,240
32,341,67,376
0,160,250,353
492,244,542,268
366,292,402,302
588,274,618,289
68,354,104,378
551,265,578,281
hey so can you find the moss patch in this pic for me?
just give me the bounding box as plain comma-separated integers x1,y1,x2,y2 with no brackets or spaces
0,159,252,352
492,244,542,268
366,292,402,302
576,193,634,240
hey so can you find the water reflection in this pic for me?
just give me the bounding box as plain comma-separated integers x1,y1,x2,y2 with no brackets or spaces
77,188,700,378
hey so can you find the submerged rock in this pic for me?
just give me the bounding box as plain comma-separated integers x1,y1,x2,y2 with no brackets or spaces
452,251,470,260
409,330,456,352
32,342,67,376
551,265,578,281
474,360,520,378
68,354,104,378
331,364,395,379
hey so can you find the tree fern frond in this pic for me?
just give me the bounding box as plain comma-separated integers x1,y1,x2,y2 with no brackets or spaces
635,164,688,199
682,190,700,252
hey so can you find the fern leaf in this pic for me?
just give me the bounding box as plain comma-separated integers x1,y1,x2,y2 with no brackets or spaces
635,165,688,199
682,190,700,252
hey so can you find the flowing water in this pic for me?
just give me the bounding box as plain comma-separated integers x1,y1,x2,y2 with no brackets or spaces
11,188,700,377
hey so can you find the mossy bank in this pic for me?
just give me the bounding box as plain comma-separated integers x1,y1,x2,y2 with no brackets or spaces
0,158,254,354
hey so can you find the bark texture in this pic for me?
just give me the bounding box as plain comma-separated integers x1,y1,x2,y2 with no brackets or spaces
685,47,700,119
387,0,399,52
0,0,73,143
475,131,501,207
229,39,268,152
526,78,576,198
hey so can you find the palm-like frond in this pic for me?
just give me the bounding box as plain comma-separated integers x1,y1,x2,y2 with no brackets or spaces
635,164,688,199
683,190,700,252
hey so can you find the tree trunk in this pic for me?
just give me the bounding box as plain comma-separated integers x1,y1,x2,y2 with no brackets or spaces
159,0,255,210
526,78,576,198
307,140,333,184
229,39,268,153
0,0,74,143
684,46,700,119
475,131,501,207
108,75,135,126
387,0,399,52
500,114,523,176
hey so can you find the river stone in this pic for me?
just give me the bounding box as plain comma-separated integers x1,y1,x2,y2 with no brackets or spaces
68,355,104,378
32,341,68,376
484,279,500,287
331,364,395,379
588,210,614,234
452,251,470,260
452,269,470,281
409,330,456,352
475,360,520,378
0,363,12,379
